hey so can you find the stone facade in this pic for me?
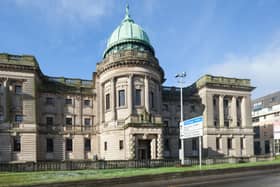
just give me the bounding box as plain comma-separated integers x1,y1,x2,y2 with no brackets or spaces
0,8,255,163
194,76,255,158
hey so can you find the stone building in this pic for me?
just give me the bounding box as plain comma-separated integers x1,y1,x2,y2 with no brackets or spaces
0,7,255,162
252,91,280,155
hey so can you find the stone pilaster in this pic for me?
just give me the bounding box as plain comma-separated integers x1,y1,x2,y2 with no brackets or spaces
144,76,150,113
3,79,8,122
241,96,246,128
156,84,161,113
157,134,163,159
111,78,116,120
127,74,133,116
129,134,135,159
100,83,104,123
235,137,241,157
231,96,237,127
151,138,156,159
219,95,224,128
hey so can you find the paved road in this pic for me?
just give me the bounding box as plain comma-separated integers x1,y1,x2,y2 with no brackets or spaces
109,170,280,187
211,173,280,187
179,172,280,187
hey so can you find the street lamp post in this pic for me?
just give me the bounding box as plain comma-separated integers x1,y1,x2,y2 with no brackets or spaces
175,72,186,165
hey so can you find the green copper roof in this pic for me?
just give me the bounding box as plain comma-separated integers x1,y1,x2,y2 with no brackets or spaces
104,5,153,57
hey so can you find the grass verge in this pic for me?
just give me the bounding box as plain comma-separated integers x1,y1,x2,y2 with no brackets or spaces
1,159,280,187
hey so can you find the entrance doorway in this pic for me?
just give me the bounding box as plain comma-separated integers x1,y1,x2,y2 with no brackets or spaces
137,140,151,160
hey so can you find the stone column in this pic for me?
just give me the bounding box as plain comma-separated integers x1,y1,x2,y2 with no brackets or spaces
219,95,224,128
231,96,237,128
127,74,133,116
144,76,150,113
111,78,116,121
157,134,163,159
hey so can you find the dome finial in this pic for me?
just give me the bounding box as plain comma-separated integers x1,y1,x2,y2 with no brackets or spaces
123,4,133,22
126,4,129,16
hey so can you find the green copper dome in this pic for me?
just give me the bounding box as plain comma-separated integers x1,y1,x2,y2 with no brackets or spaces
103,6,154,58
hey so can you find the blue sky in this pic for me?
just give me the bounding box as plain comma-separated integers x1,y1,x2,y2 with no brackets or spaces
0,0,279,98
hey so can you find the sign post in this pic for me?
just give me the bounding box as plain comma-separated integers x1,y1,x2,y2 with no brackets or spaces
180,116,203,168
199,136,202,169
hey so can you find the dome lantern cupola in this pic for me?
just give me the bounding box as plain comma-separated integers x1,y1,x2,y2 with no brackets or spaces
103,5,154,58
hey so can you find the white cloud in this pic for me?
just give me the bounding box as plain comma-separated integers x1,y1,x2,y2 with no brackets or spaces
14,0,115,23
205,37,280,98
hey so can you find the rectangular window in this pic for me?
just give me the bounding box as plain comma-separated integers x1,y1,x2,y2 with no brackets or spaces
0,114,4,122
228,138,232,149
46,97,54,105
15,85,22,94
216,138,220,150
265,140,270,154
224,120,229,128
237,121,241,127
254,126,260,139
84,118,91,126
135,89,141,106
46,138,54,153
13,136,21,152
46,117,53,126
119,140,123,150
252,117,260,122
254,141,261,155
240,138,244,150
84,99,90,107
192,139,197,151
65,98,72,105
236,99,240,108
213,98,216,106
164,139,170,150
105,94,110,110
118,90,125,107
224,99,229,107
214,120,218,128
84,138,91,152
66,117,72,125
253,101,263,111
104,141,107,151
15,115,23,123
66,138,73,152
150,91,155,108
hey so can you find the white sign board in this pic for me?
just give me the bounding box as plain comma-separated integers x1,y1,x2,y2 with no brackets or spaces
273,119,280,139
180,116,203,139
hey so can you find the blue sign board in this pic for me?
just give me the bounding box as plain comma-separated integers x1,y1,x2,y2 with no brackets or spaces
180,116,203,139
183,116,203,126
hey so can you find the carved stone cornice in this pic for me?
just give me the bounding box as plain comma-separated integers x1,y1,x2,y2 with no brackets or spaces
97,59,164,83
